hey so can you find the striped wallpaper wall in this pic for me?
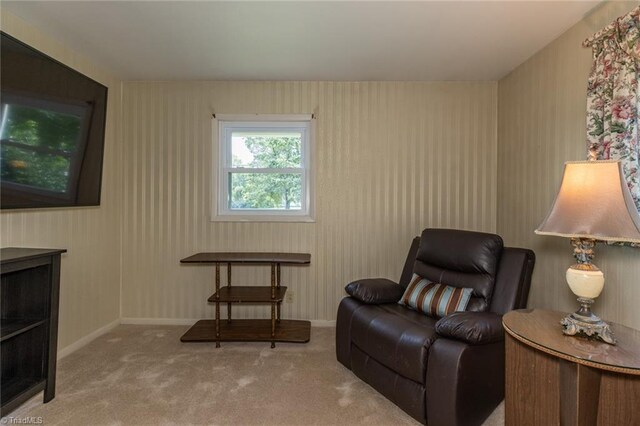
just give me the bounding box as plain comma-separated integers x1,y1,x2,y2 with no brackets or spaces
498,1,640,330
0,10,123,350
9,2,631,343
120,81,498,321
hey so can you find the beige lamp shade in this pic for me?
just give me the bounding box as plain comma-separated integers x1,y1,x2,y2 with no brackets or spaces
535,160,640,243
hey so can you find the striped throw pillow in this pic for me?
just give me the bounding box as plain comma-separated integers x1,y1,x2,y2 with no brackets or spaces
398,273,473,318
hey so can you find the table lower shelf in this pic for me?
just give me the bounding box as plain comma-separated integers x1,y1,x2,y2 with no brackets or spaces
1,378,46,417
207,286,287,303
180,319,310,343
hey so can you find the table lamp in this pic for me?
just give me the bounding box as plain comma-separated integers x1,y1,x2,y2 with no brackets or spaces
535,160,640,345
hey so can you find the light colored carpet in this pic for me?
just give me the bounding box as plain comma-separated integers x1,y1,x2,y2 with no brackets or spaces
7,325,504,425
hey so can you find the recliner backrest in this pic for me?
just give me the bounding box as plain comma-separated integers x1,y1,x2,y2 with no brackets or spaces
489,247,536,314
412,228,504,312
399,237,421,289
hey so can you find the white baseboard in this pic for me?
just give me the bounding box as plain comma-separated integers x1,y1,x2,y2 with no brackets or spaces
310,320,336,327
121,317,336,327
57,318,334,359
121,317,198,325
57,319,121,360
53,317,334,362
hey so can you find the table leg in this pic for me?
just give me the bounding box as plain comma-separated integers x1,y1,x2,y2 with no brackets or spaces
215,263,221,348
271,263,276,348
227,262,232,324
271,302,276,348
559,360,601,426
277,263,281,322
271,263,276,299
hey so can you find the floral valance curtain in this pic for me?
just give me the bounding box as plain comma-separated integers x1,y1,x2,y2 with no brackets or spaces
584,5,640,212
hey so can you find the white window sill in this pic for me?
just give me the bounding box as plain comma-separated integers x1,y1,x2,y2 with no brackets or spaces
210,214,316,223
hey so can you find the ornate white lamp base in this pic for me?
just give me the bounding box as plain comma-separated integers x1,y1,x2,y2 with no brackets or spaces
561,297,616,345
560,238,616,345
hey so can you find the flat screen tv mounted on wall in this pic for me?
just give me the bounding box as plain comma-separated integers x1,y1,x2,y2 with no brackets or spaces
0,32,108,210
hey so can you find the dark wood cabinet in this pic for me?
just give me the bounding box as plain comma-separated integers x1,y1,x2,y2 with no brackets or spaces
1,247,66,416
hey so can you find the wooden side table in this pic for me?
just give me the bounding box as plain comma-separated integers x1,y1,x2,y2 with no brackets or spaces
503,309,640,426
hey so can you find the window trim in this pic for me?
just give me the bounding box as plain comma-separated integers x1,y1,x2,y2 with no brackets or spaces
212,114,315,222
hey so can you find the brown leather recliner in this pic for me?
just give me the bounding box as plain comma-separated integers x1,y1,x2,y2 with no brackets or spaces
336,228,535,426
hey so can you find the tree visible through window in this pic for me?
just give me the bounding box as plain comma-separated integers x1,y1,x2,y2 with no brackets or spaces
230,135,302,210
216,118,312,220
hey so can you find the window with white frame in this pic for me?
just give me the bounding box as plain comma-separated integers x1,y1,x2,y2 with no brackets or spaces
214,115,313,221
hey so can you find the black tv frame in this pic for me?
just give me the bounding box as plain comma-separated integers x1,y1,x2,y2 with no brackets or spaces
0,31,108,210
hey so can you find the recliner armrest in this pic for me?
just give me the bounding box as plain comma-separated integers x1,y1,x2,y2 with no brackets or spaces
345,278,404,304
435,311,504,345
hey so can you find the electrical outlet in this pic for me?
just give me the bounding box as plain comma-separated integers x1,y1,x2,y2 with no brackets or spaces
285,290,295,304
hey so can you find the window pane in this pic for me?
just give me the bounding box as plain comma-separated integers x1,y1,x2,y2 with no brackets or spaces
231,132,302,168
229,173,302,210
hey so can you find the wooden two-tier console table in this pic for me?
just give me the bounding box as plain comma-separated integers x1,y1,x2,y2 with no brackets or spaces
503,309,640,425
180,252,311,348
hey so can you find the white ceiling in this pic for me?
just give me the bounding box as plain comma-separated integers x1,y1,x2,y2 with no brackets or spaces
2,1,601,81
